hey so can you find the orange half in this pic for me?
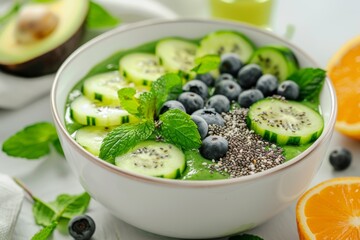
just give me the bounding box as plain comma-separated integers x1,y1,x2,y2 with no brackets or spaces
327,36,360,140
296,177,360,239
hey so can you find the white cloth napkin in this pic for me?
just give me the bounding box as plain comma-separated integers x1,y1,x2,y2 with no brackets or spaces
0,174,24,240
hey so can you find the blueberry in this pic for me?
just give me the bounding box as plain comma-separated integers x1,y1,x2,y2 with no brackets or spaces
206,95,230,113
159,100,186,115
182,80,208,99
68,215,96,240
217,73,234,83
329,147,352,171
178,92,204,114
237,63,263,89
192,108,225,126
219,53,243,77
200,135,228,161
255,74,278,96
191,115,208,139
277,80,300,100
238,89,264,108
214,80,242,101
196,73,215,87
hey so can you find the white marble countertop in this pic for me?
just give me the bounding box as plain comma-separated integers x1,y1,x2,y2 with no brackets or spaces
1,0,360,239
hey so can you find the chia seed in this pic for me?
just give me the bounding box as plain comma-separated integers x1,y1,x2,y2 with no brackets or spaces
208,108,285,178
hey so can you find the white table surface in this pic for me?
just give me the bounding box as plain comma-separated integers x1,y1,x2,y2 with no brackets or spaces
1,0,360,239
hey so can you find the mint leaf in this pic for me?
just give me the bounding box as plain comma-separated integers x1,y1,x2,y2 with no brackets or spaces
118,88,140,116
99,121,155,163
31,221,58,240
2,122,60,159
138,92,156,120
159,109,201,150
229,234,264,240
33,198,57,227
87,1,121,29
52,139,64,156
288,68,326,103
191,55,220,74
49,192,91,219
150,73,183,114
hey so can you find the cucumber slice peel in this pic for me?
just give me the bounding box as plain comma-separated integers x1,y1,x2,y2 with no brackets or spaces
197,30,256,62
249,46,299,81
115,141,186,179
247,98,324,145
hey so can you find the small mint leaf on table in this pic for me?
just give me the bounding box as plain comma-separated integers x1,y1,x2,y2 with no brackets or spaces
150,73,183,114
33,198,57,227
159,109,201,150
118,87,140,116
228,233,264,240
99,120,155,163
2,122,60,159
48,193,91,220
87,0,121,29
191,55,221,74
31,221,58,240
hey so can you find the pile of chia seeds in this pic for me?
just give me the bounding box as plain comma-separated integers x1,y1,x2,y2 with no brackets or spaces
208,108,285,178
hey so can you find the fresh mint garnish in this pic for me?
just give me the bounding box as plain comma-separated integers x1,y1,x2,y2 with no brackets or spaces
150,73,183,114
31,221,58,240
191,55,221,74
87,0,121,29
228,233,264,240
14,179,91,240
159,109,201,150
100,73,201,161
2,122,63,159
99,120,155,163
118,87,140,116
288,68,326,111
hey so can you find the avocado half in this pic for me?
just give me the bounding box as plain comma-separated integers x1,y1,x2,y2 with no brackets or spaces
0,0,89,77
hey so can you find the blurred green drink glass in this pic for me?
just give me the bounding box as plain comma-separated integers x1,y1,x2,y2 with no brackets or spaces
209,0,274,29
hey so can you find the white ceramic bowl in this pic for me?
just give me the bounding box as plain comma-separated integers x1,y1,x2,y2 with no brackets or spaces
51,19,336,239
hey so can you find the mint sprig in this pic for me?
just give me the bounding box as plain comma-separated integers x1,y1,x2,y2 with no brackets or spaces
100,73,202,161
2,122,63,159
191,54,220,74
14,179,91,240
159,109,201,150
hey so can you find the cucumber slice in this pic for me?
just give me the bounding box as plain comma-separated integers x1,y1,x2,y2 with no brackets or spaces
75,126,113,156
82,71,131,105
247,98,324,145
156,38,197,75
196,30,256,62
119,53,165,86
70,96,136,126
115,141,186,179
249,46,299,81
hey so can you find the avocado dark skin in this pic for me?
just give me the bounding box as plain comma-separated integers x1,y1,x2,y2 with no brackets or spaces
0,22,86,78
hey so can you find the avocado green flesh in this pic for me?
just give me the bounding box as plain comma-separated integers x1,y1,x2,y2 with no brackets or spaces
64,36,314,180
0,0,89,77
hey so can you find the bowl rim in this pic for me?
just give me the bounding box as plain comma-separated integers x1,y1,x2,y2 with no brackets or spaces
51,18,337,188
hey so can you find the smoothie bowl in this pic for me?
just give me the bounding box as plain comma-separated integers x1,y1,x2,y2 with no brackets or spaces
51,19,336,239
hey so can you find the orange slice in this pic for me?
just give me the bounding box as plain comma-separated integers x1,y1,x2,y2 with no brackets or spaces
296,177,360,239
327,36,360,140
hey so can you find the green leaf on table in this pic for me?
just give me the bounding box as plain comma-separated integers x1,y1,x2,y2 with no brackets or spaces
150,73,183,115
33,197,57,227
99,120,155,163
191,55,220,74
228,233,264,240
2,122,60,159
49,192,91,219
118,87,140,116
159,109,201,150
31,221,58,240
87,0,121,29
52,138,64,156
288,68,326,104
